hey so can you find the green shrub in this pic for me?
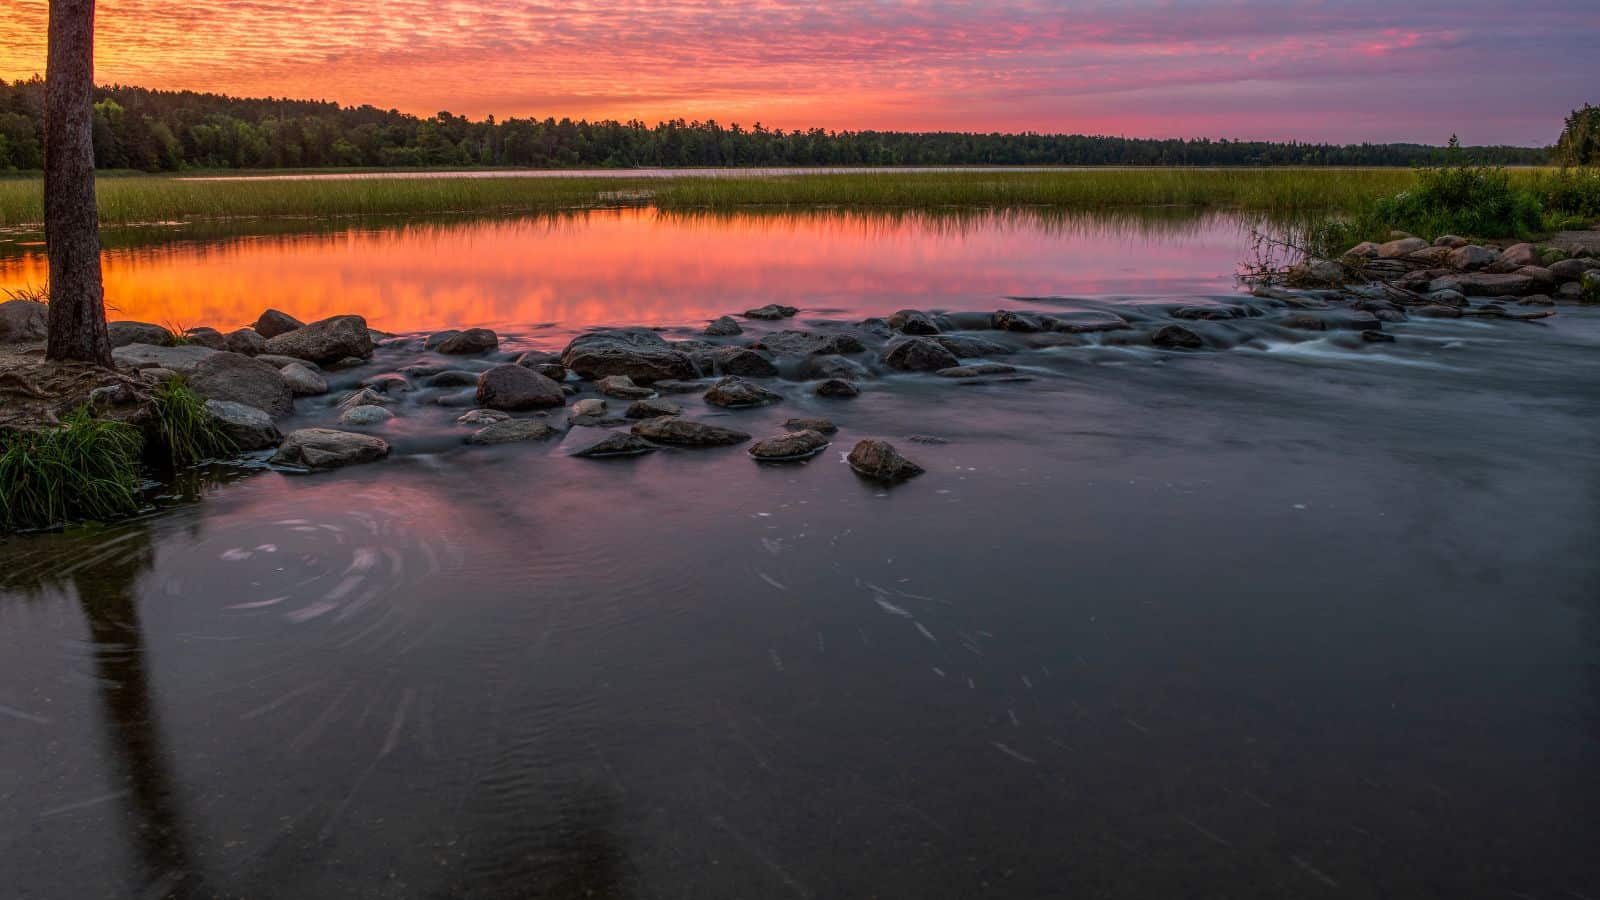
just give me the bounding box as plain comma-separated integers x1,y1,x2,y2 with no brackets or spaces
1370,163,1543,239
1534,167,1600,221
150,376,234,466
0,409,144,531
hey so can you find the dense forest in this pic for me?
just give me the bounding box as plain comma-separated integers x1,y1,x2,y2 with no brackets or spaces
0,77,1558,173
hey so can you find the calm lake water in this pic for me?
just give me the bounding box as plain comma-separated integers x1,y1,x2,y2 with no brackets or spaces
2,209,1597,899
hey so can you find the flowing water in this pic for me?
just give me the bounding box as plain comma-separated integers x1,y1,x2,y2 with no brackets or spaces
1,209,1597,899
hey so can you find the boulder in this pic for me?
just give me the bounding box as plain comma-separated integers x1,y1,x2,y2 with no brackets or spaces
993,310,1049,333
882,337,959,371
476,364,565,411
262,315,374,364
705,316,743,336
257,354,316,370
1555,282,1583,302
202,400,281,451
1549,258,1599,282
783,416,837,434
1448,245,1497,271
183,327,229,350
1287,259,1346,286
561,329,695,382
570,398,608,417
597,374,654,399
189,351,294,418
704,375,782,408
457,409,511,425
1151,324,1204,349
140,367,180,384
1424,289,1468,307
847,440,924,483
888,309,940,335
1514,266,1557,289
631,417,751,446
626,397,682,419
113,342,217,373
743,303,798,320
749,430,830,461
0,299,48,343
433,328,499,354
695,346,778,377
802,354,870,380
360,373,414,394
339,405,394,426
280,362,329,397
1377,237,1429,258
270,428,390,470
338,387,390,409
815,378,859,398
1344,241,1381,259
1497,243,1540,269
1426,273,1535,297
1172,306,1238,321
931,334,1014,357
1433,235,1469,248
561,425,655,458
1402,246,1453,266
651,379,708,394
108,320,173,348
252,309,305,339
224,328,266,356
466,419,557,445
424,370,481,388
751,330,866,356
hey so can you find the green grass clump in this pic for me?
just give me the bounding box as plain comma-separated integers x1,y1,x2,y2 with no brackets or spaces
1367,164,1543,239
150,376,234,466
0,408,144,531
1532,167,1600,228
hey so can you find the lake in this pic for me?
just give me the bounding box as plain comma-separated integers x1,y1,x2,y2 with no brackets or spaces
2,208,1597,899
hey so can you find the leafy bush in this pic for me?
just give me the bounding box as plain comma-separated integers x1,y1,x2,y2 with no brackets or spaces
1369,164,1543,239
1535,167,1600,222
150,376,234,466
0,409,144,531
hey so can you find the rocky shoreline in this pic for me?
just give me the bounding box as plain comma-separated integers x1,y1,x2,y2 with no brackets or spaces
1,235,1596,512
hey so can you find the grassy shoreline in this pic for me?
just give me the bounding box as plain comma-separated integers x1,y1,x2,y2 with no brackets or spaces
0,168,1442,228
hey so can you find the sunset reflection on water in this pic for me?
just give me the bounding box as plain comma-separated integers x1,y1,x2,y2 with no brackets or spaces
0,208,1246,335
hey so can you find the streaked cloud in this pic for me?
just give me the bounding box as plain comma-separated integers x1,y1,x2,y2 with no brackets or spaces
1,1,1594,143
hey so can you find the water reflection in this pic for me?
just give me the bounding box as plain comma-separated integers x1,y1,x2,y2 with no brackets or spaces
0,207,1250,336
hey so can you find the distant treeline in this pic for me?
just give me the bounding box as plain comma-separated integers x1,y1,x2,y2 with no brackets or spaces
0,77,1557,173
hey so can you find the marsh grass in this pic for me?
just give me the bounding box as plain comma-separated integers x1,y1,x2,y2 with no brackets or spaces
0,168,1458,228
150,376,234,467
0,409,144,531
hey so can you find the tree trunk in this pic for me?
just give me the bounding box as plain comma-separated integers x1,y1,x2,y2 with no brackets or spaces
44,0,111,366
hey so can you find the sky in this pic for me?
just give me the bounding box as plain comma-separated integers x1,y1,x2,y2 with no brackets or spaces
1,1,1596,145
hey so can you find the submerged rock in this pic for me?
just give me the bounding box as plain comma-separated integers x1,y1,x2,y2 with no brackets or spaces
203,399,281,451
340,404,394,426
651,379,709,394
631,417,750,446
783,416,837,434
189,351,294,418
743,303,798,320
992,310,1048,333
847,439,924,483
1172,306,1237,321
704,375,782,408
262,315,375,364
802,354,870,380
271,428,390,470
561,425,655,458
457,408,511,425
433,328,499,355
705,315,743,336
108,321,174,348
936,363,1018,378
931,334,1014,358
752,330,866,357
252,308,305,339
815,378,859,398
882,337,960,371
338,387,391,408
466,418,557,444
1151,324,1204,349
424,370,481,388
749,430,830,461
562,329,695,382
695,346,778,377
597,374,655,399
477,364,565,411
570,398,608,417
626,397,682,419
887,309,940,335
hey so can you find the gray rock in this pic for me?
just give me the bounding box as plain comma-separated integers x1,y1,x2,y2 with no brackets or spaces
1549,258,1598,282
270,428,390,469
108,320,173,347
203,399,281,451
882,337,960,371
651,379,710,394
815,378,859,398
183,327,228,350
1448,245,1497,270
434,328,499,354
361,373,414,394
477,364,566,411
338,387,391,409
1172,306,1238,321
1555,282,1583,301
626,397,682,419
561,329,695,382
743,303,798,320
561,425,656,458
257,354,316,371
704,375,782,408
1344,241,1381,258
570,398,608,417
189,351,294,418
1287,258,1346,286
631,417,751,446
1433,235,1468,248
1050,311,1130,334
847,439,924,483
752,330,866,356
705,316,743,336
695,346,778,377
514,350,568,381
457,408,512,425
802,354,870,380
1497,243,1540,269
936,363,1018,378
1426,273,1535,297
140,367,180,384
1377,237,1429,258
280,362,328,397
0,299,48,343
114,343,220,374
749,430,830,461
783,416,837,434
597,374,654,399
424,370,481,388
340,405,394,426
1514,266,1557,289
888,309,940,335
931,334,1014,358
992,310,1048,332
466,419,557,445
262,315,375,364
1423,289,1468,307
1151,324,1204,349
253,309,305,339
225,328,267,356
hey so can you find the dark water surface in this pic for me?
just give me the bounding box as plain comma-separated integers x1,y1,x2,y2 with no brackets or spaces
2,210,1599,899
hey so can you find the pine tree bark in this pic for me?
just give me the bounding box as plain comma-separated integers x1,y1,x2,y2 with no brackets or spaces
44,0,111,366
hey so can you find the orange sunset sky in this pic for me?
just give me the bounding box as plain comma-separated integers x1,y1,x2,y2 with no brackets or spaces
1,0,1596,144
